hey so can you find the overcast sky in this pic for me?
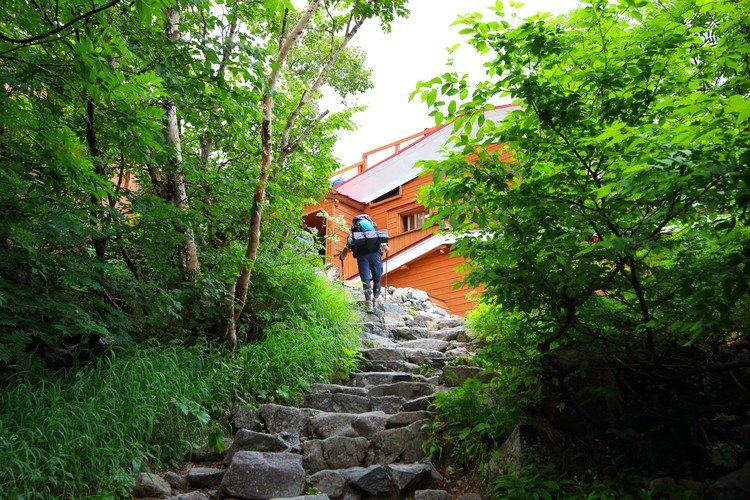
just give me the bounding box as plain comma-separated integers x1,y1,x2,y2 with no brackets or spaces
330,0,580,167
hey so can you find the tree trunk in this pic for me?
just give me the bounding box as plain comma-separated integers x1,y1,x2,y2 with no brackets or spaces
226,0,321,340
164,6,200,273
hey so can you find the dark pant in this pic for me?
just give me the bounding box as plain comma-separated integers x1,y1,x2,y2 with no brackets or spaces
357,252,383,300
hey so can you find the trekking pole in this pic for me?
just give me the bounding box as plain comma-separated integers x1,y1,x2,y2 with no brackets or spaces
383,251,388,305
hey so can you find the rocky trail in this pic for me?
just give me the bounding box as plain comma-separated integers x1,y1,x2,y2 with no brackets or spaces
132,286,486,500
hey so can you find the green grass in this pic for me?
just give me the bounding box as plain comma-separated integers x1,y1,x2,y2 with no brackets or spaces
0,271,360,498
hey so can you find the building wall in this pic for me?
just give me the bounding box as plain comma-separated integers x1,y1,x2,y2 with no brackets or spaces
385,246,480,317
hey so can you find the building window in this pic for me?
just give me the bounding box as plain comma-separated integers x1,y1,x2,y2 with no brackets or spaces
402,210,429,232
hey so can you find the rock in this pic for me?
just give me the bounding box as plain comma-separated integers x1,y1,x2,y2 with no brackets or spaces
402,348,446,365
300,393,371,414
364,359,421,374
185,438,232,462
362,332,399,348
677,479,706,496
174,492,209,500
163,471,188,490
133,472,171,498
310,412,360,438
648,477,676,496
311,470,346,498
351,371,415,387
455,494,483,500
187,467,225,488
223,429,288,465
409,290,430,303
361,348,406,361
311,383,368,396
401,339,450,352
362,322,392,338
437,318,463,329
388,463,432,494
369,395,405,414
392,326,429,340
367,381,436,400
303,436,370,472
367,419,431,465
382,312,406,327
351,412,390,437
221,451,305,499
387,411,435,428
381,301,408,316
414,489,450,500
441,365,485,387
232,405,262,432
706,461,750,499
402,395,436,412
259,404,310,435
493,420,557,477
344,465,392,496
275,496,331,500
431,327,464,342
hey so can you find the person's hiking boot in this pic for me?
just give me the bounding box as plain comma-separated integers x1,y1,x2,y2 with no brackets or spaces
371,298,377,312
365,300,374,313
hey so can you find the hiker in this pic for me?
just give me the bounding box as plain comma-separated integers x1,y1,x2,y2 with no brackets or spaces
339,214,390,313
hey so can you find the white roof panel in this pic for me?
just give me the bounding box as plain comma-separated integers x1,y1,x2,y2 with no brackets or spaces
336,106,518,203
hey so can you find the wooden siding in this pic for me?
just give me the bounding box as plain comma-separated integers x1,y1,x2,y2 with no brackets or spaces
385,246,480,317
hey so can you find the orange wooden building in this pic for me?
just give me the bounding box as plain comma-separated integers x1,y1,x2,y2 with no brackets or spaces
305,105,517,316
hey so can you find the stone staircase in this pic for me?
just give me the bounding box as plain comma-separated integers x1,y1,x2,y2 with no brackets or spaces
133,286,485,500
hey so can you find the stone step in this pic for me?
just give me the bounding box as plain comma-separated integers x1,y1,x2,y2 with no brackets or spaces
360,347,407,361
222,451,306,499
392,326,430,340
309,410,389,439
363,359,421,374
399,338,451,352
429,326,465,342
350,371,425,387
401,348,446,365
366,381,438,400
223,429,295,465
310,383,368,396
299,392,371,414
310,462,432,498
303,436,370,473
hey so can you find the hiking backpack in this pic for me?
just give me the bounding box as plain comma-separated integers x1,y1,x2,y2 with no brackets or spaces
351,214,389,252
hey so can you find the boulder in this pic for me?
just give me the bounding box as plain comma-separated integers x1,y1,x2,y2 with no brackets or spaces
221,451,305,499
402,395,437,412
392,326,429,340
387,411,435,429
431,327,464,342
163,471,188,490
706,461,750,499
362,332,399,348
344,465,392,496
369,395,405,414
310,383,368,397
441,365,485,387
300,393,371,414
174,492,209,500
361,348,406,361
414,489,450,500
223,429,288,465
437,318,463,329
492,420,558,477
259,404,310,435
362,322,392,338
388,463,432,494
232,405,262,432
303,436,370,472
367,381,436,400
310,411,387,439
367,419,431,465
351,412,390,437
187,467,225,488
310,470,346,498
351,371,415,387
400,339,450,352
402,348,445,365
364,359,421,374
133,472,171,498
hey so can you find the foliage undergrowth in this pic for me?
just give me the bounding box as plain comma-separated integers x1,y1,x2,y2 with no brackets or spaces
0,264,358,498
